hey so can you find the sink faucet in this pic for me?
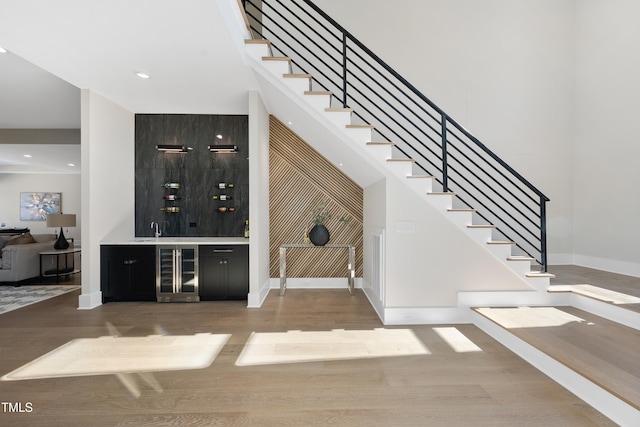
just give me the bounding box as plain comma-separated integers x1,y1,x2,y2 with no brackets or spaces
150,221,162,238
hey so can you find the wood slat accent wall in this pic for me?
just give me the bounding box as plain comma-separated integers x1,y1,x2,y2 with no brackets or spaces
269,115,363,278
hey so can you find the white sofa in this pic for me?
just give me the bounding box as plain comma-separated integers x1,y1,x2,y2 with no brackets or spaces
0,234,57,283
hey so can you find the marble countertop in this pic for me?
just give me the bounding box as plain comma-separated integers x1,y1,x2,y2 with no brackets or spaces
101,237,249,245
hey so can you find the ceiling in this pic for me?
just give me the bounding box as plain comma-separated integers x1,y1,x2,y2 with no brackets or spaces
0,0,257,173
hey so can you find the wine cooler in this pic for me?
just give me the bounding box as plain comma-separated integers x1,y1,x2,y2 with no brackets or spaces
156,245,199,302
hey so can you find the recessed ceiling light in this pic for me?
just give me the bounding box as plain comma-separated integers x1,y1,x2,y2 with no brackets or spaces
339,163,344,167
23,154,32,158
68,163,75,167
135,71,150,79
288,121,292,125
216,134,223,139
0,46,7,54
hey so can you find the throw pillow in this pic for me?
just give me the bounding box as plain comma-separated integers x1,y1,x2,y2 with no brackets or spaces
6,232,37,246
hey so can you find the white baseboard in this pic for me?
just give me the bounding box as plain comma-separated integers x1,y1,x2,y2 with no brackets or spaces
383,306,471,325
570,294,640,331
78,290,102,310
268,277,363,289
247,278,271,308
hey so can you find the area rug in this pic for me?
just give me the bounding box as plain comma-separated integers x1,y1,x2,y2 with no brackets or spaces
0,285,80,315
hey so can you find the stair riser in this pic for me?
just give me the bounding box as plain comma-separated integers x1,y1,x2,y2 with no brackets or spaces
486,244,513,260
304,94,331,111
344,127,373,143
385,161,414,179
505,261,534,276
466,227,492,244
324,111,352,128
425,194,454,211
525,277,551,291
366,145,393,161
405,178,434,194
445,211,473,228
245,44,270,61
282,77,310,93
261,60,291,78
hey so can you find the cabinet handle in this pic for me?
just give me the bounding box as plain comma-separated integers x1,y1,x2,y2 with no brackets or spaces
213,249,234,253
124,259,138,265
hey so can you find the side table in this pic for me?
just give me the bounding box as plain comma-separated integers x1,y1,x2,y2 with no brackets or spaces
39,247,81,282
279,244,355,296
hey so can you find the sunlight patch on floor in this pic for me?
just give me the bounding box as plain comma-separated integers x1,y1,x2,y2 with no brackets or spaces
433,327,482,353
2,333,230,381
235,328,430,366
474,306,587,329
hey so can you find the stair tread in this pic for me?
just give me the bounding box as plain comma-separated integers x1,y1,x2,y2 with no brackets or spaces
487,240,515,245
367,141,395,146
448,208,476,212
467,224,496,229
304,91,332,95
346,124,374,129
526,272,556,278
262,56,291,61
507,256,536,262
325,108,353,112
387,158,415,162
407,174,434,178
428,192,456,196
473,306,640,411
283,73,312,78
244,39,270,45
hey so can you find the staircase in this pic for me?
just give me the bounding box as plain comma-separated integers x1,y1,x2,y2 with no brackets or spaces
242,39,555,300
216,1,640,424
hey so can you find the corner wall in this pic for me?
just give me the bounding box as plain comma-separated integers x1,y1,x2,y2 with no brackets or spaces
79,90,134,309
573,0,640,276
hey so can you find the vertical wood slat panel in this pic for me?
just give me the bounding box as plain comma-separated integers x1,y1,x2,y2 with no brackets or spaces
269,116,363,278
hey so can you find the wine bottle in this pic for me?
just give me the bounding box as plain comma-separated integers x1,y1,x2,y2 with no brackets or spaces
161,207,181,212
212,195,232,201
162,183,180,189
217,182,234,189
244,219,249,238
217,207,235,212
163,195,179,201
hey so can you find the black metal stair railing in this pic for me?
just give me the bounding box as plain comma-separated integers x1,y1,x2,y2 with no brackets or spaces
242,0,550,271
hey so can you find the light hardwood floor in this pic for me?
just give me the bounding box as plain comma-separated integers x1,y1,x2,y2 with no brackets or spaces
0,282,618,426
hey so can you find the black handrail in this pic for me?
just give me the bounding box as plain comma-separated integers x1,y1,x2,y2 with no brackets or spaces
242,0,550,271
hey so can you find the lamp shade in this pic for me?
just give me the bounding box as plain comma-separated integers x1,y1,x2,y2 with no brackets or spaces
46,214,76,228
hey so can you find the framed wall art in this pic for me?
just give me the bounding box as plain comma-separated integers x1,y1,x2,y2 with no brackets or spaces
19,192,61,221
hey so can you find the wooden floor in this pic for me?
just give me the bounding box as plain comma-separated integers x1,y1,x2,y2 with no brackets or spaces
474,305,640,412
0,283,616,426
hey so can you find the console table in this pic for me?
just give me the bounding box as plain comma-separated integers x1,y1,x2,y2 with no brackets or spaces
279,244,355,296
39,247,81,282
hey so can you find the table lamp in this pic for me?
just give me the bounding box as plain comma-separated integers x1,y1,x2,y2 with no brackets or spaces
46,214,76,250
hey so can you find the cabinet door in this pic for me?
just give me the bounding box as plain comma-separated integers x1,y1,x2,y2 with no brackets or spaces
128,249,156,301
199,245,248,301
226,245,249,299
199,252,228,301
101,245,156,302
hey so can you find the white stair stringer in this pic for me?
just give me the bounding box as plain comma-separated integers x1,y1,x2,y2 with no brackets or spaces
242,38,552,304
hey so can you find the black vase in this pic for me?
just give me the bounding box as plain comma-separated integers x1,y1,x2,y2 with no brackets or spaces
309,224,330,246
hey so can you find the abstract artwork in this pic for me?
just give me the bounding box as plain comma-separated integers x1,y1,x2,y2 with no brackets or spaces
19,192,61,221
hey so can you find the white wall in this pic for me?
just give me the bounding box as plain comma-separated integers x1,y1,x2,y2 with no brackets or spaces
383,176,531,308
573,0,640,277
314,0,576,262
248,90,271,307
79,90,134,309
0,173,80,240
